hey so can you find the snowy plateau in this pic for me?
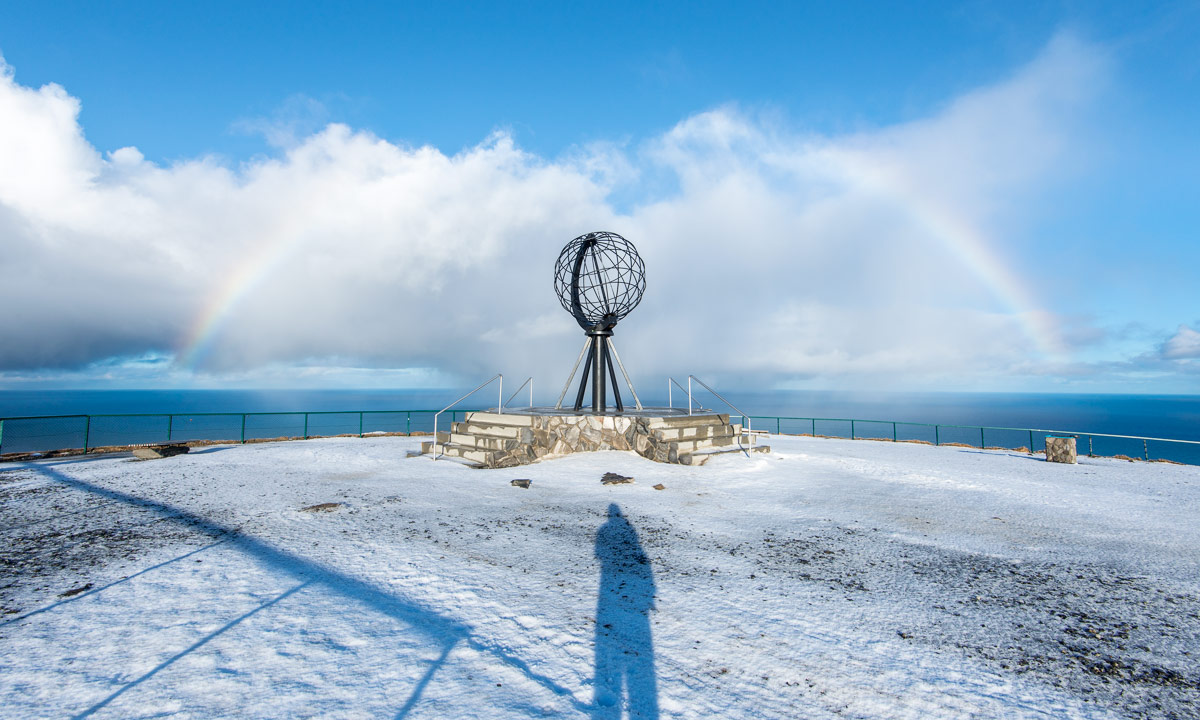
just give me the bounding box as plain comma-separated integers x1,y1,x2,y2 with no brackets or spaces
1,435,1198,719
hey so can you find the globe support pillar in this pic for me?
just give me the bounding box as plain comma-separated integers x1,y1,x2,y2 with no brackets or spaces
572,331,623,412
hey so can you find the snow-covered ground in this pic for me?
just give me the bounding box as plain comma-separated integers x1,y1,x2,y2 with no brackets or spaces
1,435,1198,719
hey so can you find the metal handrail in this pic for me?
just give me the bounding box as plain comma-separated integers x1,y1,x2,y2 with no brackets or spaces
503,377,534,409
432,374,503,460
687,375,756,455
667,377,698,412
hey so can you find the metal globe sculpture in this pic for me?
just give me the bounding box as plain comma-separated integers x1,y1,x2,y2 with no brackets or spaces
553,231,646,333
553,232,646,413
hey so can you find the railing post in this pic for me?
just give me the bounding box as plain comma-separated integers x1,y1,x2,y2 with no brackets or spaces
241,414,247,444
498,375,503,414
303,413,309,440
811,418,815,437
359,412,364,438
1029,430,1034,454
777,417,781,434
851,420,855,440
168,414,174,443
935,425,940,446
407,411,411,435
84,415,91,453
893,422,897,442
1088,436,1093,456
0,419,5,455
668,379,672,408
687,377,693,415
980,427,985,449
1144,439,1149,461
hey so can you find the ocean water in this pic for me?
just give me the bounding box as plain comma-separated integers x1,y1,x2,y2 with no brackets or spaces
1,389,1198,462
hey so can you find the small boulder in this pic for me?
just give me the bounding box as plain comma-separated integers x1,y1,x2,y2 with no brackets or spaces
511,479,531,489
300,502,341,513
601,472,634,485
653,483,666,491
132,444,190,460
58,583,93,598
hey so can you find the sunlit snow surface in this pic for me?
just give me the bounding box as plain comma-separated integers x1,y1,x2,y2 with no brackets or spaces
2,436,1198,719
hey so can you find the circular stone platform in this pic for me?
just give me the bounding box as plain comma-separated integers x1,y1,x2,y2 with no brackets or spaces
423,408,768,468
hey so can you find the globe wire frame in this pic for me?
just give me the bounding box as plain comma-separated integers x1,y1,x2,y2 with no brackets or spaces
553,231,646,332
552,232,647,413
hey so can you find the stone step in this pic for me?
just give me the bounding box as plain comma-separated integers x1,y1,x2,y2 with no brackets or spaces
425,441,498,466
679,444,771,466
652,424,737,442
456,422,526,439
450,432,519,451
670,435,738,454
462,411,535,428
645,413,729,429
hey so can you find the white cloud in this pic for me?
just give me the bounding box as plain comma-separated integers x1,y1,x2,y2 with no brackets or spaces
232,93,332,149
0,36,1124,390
1163,325,1200,360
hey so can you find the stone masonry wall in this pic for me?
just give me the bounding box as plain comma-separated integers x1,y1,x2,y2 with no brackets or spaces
451,412,737,468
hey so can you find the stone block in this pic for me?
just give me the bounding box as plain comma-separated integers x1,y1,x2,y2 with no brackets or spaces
580,426,603,447
1046,436,1077,464
494,454,522,469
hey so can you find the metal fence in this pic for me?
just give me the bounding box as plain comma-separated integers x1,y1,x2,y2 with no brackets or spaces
749,416,1200,466
2,409,1199,466
0,410,471,456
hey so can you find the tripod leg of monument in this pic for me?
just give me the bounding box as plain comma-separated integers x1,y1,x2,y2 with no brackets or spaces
593,335,606,412
574,343,595,411
604,339,623,411
606,337,643,411
556,337,593,409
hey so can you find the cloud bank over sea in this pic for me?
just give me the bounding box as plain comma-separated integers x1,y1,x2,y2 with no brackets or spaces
0,34,1194,391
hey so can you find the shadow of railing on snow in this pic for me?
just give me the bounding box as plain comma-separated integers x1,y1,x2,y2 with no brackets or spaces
14,462,590,718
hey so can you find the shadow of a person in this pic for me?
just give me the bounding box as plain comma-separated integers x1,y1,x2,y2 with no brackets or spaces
592,503,659,719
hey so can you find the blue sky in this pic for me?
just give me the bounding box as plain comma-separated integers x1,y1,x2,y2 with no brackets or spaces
0,1,1198,392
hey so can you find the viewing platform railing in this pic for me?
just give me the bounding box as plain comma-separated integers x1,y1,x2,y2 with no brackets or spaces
2,408,1199,466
